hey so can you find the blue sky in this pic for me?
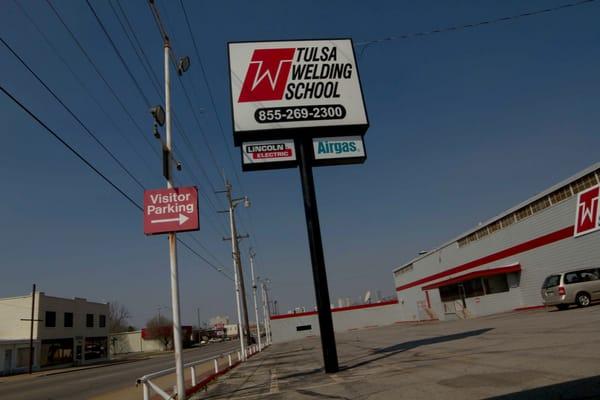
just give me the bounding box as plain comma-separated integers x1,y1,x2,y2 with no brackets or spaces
1,0,599,328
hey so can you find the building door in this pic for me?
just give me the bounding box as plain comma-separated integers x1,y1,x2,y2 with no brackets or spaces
4,349,12,375
457,283,467,308
75,345,82,364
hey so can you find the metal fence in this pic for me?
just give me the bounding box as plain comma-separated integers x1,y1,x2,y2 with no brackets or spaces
137,343,264,400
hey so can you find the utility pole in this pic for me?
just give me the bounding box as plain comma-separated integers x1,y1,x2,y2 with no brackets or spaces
218,181,251,358
261,281,272,345
164,38,185,400
249,249,261,350
20,284,42,374
197,307,201,330
147,2,192,397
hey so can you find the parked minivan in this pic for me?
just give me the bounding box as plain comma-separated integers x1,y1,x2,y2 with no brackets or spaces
541,268,600,310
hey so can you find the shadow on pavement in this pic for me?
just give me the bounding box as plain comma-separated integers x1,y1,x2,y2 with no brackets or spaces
485,375,600,400
341,328,494,371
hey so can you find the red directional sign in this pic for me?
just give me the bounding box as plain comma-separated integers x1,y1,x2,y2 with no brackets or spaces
143,186,199,235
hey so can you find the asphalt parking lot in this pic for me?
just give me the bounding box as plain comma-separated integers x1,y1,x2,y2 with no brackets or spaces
196,305,600,399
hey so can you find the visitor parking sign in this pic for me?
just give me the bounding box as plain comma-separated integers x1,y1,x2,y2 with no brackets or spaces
143,187,199,235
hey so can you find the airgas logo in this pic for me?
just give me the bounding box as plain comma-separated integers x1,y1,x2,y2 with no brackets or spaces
312,136,365,161
317,140,358,155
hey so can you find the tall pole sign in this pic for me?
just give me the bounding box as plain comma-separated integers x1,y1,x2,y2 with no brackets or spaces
228,39,369,373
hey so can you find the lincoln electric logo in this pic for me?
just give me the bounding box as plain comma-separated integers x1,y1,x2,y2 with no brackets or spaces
575,185,600,237
245,143,292,159
238,48,295,102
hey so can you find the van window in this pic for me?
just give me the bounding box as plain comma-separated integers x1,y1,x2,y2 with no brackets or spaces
542,275,560,288
564,272,580,285
579,269,599,281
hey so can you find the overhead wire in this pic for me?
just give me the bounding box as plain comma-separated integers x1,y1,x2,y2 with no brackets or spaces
0,36,146,191
35,0,230,274
85,0,153,109
178,0,261,252
356,0,598,57
0,84,234,281
13,0,155,176
144,0,237,234
88,0,229,236
143,0,226,190
45,0,159,160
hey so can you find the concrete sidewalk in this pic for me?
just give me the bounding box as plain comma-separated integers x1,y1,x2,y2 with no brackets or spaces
195,307,600,399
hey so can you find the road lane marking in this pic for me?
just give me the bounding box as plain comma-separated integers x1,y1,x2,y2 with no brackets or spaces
269,369,279,394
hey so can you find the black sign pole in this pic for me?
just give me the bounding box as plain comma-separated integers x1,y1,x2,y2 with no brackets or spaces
296,137,339,373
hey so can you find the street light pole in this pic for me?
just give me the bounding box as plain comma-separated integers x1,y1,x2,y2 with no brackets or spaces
249,249,262,350
163,39,186,400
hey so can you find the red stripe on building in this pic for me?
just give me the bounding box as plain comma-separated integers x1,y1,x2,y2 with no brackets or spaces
421,264,521,290
270,299,399,320
396,226,574,292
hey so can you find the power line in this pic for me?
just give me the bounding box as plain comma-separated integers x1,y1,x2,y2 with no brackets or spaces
109,0,163,97
13,0,155,175
143,0,233,234
0,36,146,191
0,83,233,281
116,0,224,198
356,0,598,57
87,0,229,236
0,84,141,210
111,0,222,208
45,0,159,160
86,0,153,108
179,0,261,252
28,1,228,249
143,0,226,189
178,0,244,191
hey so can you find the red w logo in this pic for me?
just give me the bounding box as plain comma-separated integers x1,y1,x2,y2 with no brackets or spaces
238,48,295,103
575,185,600,236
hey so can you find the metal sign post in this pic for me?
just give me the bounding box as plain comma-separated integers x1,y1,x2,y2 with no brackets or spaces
296,138,339,373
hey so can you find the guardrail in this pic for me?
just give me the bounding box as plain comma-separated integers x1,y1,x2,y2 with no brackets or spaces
136,343,265,400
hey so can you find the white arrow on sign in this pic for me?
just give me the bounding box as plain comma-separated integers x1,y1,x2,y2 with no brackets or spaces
150,213,190,225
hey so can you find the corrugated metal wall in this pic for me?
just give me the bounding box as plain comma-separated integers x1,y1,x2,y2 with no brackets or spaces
270,302,402,344
394,188,600,320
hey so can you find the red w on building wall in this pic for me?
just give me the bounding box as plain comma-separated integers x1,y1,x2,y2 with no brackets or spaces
575,185,600,237
238,48,295,102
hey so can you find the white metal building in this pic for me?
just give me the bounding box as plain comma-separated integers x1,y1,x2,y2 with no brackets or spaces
393,163,600,321
0,292,109,375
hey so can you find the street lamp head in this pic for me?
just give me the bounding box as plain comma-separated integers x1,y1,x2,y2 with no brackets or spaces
150,105,165,127
177,56,190,76
243,196,251,208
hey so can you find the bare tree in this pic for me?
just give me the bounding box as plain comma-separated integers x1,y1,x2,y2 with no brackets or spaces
145,315,173,350
108,302,131,333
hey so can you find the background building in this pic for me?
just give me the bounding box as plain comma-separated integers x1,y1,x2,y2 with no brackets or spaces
0,292,108,375
393,163,600,321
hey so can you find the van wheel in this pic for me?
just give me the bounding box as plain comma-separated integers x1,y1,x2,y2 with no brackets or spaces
575,292,591,307
556,304,569,311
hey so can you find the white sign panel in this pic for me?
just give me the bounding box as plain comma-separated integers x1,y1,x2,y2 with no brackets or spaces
312,136,365,160
228,39,368,144
241,139,296,171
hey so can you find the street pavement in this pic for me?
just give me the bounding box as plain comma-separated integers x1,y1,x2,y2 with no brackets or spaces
197,306,600,399
0,340,240,400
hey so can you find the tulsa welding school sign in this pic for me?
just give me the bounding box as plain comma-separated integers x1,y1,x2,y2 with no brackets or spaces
228,39,368,145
